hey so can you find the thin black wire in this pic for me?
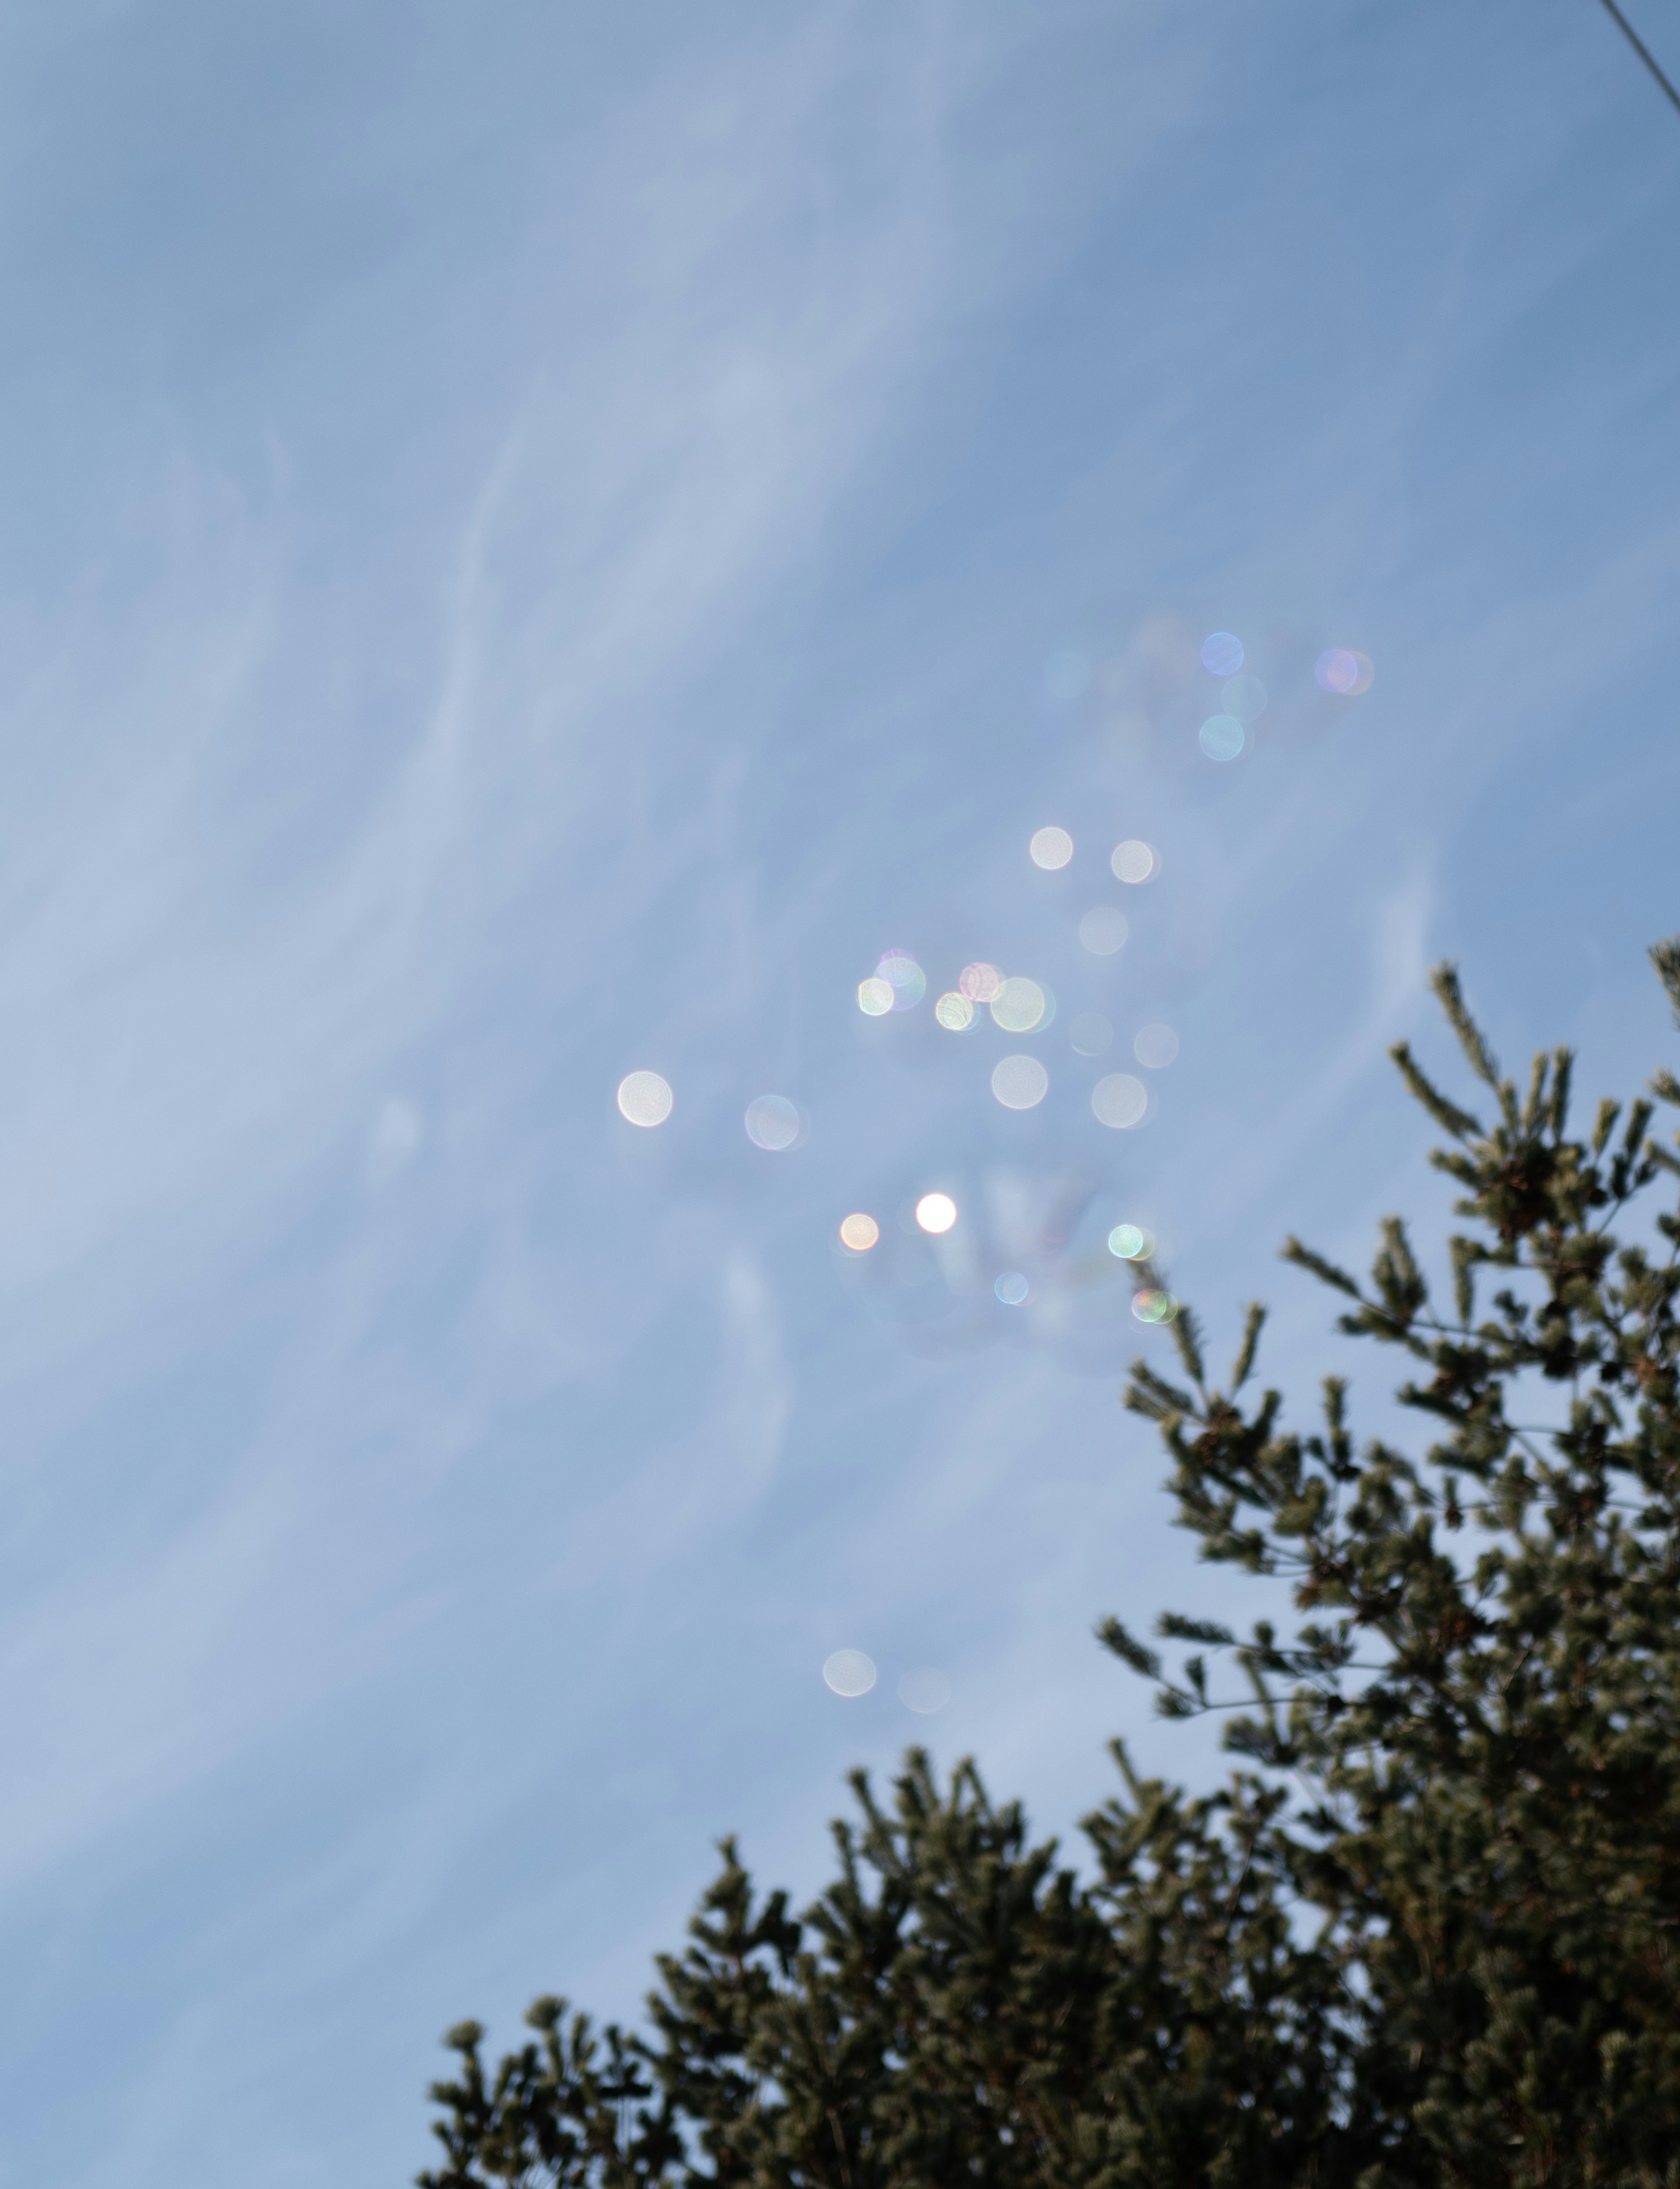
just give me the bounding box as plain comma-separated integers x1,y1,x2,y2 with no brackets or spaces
1600,0,1680,117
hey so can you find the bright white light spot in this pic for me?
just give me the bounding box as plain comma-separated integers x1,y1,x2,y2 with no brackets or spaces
1132,1290,1176,1325
858,976,894,1015
1134,1024,1180,1069
990,976,1046,1033
992,1055,1049,1110
839,1212,880,1251
745,1095,802,1150
1111,839,1156,884
823,1649,877,1697
1029,825,1074,870
1078,907,1129,956
617,1071,673,1127
898,1666,953,1713
934,991,975,1031
1092,1072,1147,1129
915,1192,958,1234
1108,1223,1155,1260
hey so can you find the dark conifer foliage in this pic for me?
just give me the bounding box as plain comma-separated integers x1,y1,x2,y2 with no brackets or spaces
420,946,1680,2188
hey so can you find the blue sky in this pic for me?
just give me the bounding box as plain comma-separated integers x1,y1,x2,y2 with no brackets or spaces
1,0,1680,2179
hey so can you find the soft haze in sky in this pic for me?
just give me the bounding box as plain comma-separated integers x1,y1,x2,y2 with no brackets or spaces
1,0,1679,2179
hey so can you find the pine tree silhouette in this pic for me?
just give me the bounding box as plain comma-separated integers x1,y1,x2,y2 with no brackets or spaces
421,942,1680,2187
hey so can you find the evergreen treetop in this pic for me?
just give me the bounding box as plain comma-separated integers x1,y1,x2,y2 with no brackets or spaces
419,944,1680,2188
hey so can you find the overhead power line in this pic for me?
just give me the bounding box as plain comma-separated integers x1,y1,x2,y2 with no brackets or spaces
1599,0,1680,117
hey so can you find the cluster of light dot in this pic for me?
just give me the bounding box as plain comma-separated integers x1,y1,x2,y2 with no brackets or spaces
623,629,1366,1716
1194,630,1374,764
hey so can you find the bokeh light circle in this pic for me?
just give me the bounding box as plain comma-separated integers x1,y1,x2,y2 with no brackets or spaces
1092,1072,1148,1129
992,1055,1050,1110
1111,839,1156,884
878,951,926,1009
858,976,894,1015
934,991,975,1031
898,1666,953,1714
1221,674,1267,723
959,961,1003,1003
823,1649,877,1697
1029,825,1074,870
915,1192,959,1234
994,1271,1029,1305
1078,907,1129,956
1315,648,1373,695
1108,1223,1155,1260
616,1070,673,1127
1132,1290,1175,1325
1199,714,1245,761
839,1213,880,1251
1069,1011,1113,1057
1134,1024,1180,1069
990,976,1046,1032
1200,631,1244,676
745,1094,802,1151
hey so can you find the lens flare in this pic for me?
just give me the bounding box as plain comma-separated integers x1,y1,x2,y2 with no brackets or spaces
1132,1290,1175,1324
1029,825,1074,870
1078,906,1129,956
822,1649,877,1697
994,1271,1029,1305
1092,1072,1147,1129
934,991,975,1031
1316,648,1373,695
1200,631,1244,677
992,1055,1050,1110
1134,1024,1179,1069
1108,1223,1155,1260
617,1070,673,1127
1111,839,1156,884
898,1666,953,1714
745,1095,802,1150
877,951,926,1009
915,1192,958,1234
1069,1011,1113,1057
858,976,893,1015
1199,715,1244,761
839,1213,880,1251
990,976,1046,1032
1221,674,1267,723
959,961,1003,1003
